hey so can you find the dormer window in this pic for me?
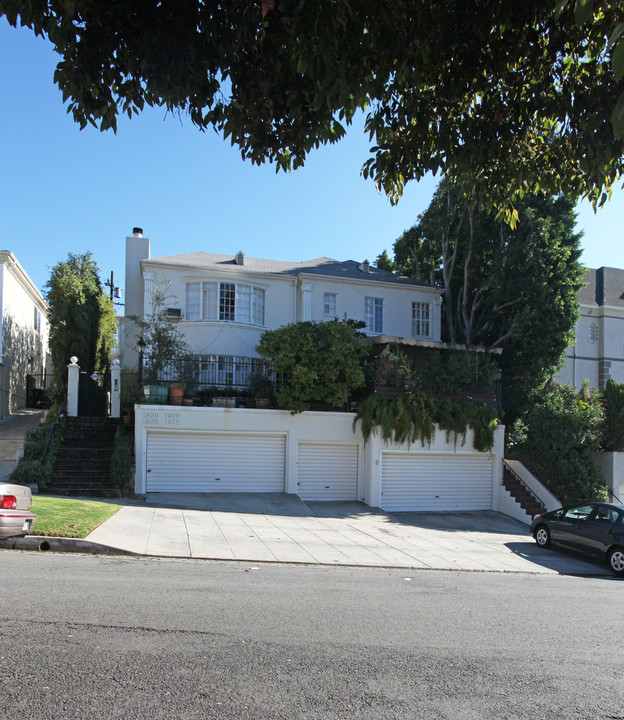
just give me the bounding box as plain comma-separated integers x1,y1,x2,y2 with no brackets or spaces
235,251,245,266
359,260,370,273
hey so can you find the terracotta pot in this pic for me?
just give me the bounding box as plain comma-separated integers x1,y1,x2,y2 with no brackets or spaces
169,387,184,405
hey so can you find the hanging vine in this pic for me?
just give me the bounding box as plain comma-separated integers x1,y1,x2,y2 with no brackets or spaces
354,391,498,451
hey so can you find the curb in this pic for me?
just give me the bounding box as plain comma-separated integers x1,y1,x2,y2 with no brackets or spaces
0,535,135,556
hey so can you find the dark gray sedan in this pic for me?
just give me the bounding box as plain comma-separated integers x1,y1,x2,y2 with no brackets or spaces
530,502,624,576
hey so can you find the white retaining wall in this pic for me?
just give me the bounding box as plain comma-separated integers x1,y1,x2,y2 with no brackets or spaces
134,405,506,512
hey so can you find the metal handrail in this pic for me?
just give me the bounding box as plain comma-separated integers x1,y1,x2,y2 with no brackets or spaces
502,459,548,510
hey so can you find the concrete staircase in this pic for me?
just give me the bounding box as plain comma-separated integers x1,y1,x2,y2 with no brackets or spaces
49,417,120,497
502,463,547,519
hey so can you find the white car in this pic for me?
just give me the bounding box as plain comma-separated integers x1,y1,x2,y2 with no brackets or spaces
0,483,37,539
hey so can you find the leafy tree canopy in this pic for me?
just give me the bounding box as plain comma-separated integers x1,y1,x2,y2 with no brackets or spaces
45,252,117,384
2,1,624,215
383,180,585,418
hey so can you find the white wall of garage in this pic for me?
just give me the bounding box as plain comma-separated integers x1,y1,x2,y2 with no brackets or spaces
134,405,506,512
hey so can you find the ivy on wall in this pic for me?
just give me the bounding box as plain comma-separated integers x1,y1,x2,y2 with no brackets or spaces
354,393,498,452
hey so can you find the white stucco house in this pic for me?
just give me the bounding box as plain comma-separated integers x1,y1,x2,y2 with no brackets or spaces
120,228,443,377
120,228,520,517
0,251,51,418
556,266,624,390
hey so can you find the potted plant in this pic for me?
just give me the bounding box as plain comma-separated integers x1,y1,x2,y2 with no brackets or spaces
169,383,184,405
249,373,275,408
131,275,193,404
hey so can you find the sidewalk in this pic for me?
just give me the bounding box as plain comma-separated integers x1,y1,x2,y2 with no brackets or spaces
82,494,607,575
0,408,46,482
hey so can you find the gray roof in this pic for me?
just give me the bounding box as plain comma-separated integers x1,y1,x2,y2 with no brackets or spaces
580,267,624,308
144,252,434,288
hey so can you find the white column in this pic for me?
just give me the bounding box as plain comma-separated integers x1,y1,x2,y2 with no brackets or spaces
67,356,79,417
301,283,313,321
110,359,121,418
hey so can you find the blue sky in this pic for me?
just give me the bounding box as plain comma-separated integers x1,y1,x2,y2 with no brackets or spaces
1,19,623,301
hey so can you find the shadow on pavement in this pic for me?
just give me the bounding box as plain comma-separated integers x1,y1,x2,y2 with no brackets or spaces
142,493,532,536
386,509,531,535
505,541,616,578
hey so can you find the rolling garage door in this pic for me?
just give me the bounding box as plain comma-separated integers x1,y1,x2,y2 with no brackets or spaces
380,453,493,512
146,431,285,492
296,443,358,501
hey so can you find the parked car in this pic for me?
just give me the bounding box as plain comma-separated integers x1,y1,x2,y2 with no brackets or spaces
0,483,37,539
530,502,624,576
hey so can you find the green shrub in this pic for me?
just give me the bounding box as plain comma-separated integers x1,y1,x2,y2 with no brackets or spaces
510,384,606,504
110,426,134,492
10,418,64,490
10,459,46,486
601,379,624,451
257,320,367,413
417,349,500,393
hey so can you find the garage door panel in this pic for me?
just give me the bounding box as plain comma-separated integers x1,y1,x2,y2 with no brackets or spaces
147,432,285,492
297,443,358,501
381,454,492,511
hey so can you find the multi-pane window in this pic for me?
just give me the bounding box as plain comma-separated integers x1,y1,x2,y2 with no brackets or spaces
412,302,431,338
324,292,337,317
186,282,265,325
33,307,41,333
220,283,235,321
365,297,383,334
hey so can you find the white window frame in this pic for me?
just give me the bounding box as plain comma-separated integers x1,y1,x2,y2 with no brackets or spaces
412,302,431,338
186,281,265,325
323,292,337,317
365,297,383,334
33,307,41,333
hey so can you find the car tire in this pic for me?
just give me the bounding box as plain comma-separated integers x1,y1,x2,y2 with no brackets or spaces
534,524,551,548
608,547,624,577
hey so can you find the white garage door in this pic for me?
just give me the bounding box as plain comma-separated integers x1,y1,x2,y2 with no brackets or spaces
381,453,493,511
297,443,358,501
146,431,285,492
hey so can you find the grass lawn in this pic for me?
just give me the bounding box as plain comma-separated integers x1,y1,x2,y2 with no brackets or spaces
30,496,122,538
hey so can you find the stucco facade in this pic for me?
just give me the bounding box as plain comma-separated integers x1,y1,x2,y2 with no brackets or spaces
0,252,51,418
556,267,624,390
120,229,443,374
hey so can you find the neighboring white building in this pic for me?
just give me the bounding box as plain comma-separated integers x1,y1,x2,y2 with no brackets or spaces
556,267,624,390
120,228,443,377
0,252,51,418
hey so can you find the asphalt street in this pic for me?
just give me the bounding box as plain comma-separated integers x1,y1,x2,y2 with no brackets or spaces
1,552,622,719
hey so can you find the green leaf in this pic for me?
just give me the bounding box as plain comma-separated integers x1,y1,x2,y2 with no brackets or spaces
612,40,624,83
554,0,569,21
608,22,624,50
611,92,624,138
574,0,594,26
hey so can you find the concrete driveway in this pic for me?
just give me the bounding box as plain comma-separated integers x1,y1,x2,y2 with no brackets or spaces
84,493,609,575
